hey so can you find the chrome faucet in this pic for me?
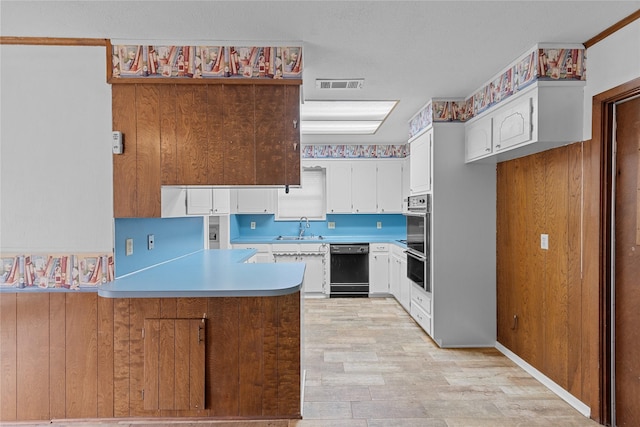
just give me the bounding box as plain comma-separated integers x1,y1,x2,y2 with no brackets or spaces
299,217,310,238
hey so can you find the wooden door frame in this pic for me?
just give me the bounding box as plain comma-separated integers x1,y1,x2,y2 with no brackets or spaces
589,76,640,424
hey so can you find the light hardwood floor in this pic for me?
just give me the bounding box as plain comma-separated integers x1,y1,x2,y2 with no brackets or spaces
5,297,600,427
294,297,600,427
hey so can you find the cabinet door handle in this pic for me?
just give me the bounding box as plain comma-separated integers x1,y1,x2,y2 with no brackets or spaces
511,314,518,330
485,148,491,152
198,324,204,344
293,119,298,129
293,142,298,151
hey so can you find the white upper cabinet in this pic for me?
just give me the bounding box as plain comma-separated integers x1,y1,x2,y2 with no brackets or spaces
324,160,404,214
161,187,187,217
186,188,230,215
326,162,353,213
465,115,493,161
465,82,584,163
409,129,432,195
351,162,377,213
377,161,404,213
235,188,275,213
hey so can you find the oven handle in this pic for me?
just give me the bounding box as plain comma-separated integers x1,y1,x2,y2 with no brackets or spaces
404,211,427,217
405,249,427,262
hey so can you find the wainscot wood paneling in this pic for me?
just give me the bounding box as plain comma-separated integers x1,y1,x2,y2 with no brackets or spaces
97,296,114,417
497,142,588,405
49,293,66,419
0,292,301,422
16,293,50,420
0,293,17,420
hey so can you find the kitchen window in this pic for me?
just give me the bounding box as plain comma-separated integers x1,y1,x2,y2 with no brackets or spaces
276,168,326,220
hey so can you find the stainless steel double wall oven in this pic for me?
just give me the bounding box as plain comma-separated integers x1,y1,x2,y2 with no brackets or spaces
405,194,431,293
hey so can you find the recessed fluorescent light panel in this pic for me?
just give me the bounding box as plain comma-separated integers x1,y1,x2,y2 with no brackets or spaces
300,100,397,135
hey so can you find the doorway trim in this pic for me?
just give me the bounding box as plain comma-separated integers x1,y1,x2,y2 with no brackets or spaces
589,76,640,424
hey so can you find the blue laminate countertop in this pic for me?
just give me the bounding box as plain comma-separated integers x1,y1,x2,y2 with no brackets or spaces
98,249,305,298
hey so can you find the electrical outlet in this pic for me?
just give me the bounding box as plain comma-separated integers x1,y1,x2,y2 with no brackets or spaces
250,221,256,230
541,234,549,250
328,222,335,229
147,234,154,250
125,238,133,256
377,221,382,229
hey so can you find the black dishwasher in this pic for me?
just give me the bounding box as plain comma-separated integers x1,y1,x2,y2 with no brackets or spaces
329,244,369,297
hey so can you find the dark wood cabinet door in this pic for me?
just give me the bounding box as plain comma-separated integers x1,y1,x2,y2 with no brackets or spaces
284,85,301,186
135,85,162,218
223,85,255,185
255,85,285,185
113,85,138,217
113,84,161,218
175,86,209,185
160,85,178,185
144,318,205,411
206,85,225,184
113,83,301,216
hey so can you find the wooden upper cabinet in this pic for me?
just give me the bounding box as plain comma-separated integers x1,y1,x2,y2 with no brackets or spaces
284,85,301,186
113,84,161,218
113,82,301,217
223,85,256,185
255,85,285,185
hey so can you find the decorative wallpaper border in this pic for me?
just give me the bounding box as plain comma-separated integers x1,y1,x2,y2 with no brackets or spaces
302,144,408,159
111,44,302,80
0,253,114,289
409,46,586,138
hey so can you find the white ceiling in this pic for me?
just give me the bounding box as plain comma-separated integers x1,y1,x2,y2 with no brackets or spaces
2,1,638,145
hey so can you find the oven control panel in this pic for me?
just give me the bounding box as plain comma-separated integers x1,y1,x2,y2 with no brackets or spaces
408,194,431,211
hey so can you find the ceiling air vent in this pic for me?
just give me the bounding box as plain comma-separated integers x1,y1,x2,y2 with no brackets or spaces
316,79,364,90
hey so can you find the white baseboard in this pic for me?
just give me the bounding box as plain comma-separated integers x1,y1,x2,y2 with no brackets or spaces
495,342,591,418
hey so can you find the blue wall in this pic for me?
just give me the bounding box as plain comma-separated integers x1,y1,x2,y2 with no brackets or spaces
114,217,203,277
231,214,406,239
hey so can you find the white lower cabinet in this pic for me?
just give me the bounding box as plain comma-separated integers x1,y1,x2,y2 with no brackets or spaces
389,244,410,311
369,243,389,295
399,257,411,311
272,243,328,296
231,244,273,263
410,283,432,335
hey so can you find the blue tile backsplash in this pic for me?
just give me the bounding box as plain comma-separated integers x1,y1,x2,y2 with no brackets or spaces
114,217,204,277
231,214,406,239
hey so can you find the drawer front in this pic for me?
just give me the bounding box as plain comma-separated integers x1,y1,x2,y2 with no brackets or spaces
411,283,431,314
411,302,432,335
370,243,389,252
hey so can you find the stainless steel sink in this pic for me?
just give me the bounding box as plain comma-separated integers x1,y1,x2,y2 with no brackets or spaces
275,235,324,241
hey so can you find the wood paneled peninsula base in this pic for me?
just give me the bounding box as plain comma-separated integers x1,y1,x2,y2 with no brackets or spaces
0,250,303,422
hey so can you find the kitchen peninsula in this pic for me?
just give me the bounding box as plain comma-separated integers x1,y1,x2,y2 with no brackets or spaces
0,249,304,421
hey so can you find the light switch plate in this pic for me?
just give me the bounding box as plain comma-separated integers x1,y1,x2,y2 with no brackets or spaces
147,234,154,250
328,222,336,229
250,222,256,230
377,221,382,229
125,238,133,256
541,234,549,250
